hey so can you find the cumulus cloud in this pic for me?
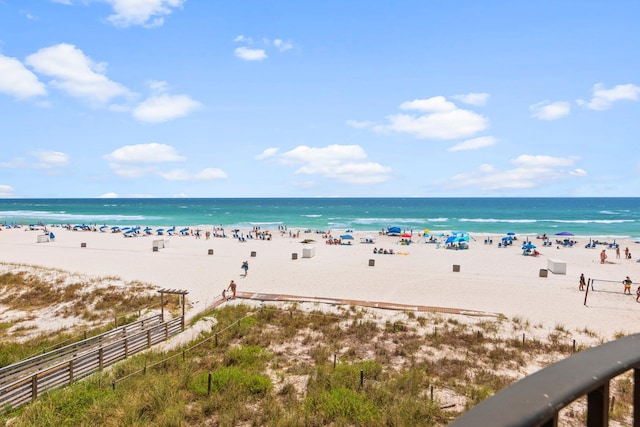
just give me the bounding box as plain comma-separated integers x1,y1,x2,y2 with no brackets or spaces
440,154,585,191
1,150,70,172
448,136,498,152
530,101,571,120
101,0,186,28
98,192,120,198
578,83,640,110
264,144,393,185
133,94,200,123
29,150,70,168
25,43,129,105
254,147,279,160
234,47,268,61
453,92,490,106
0,54,46,99
104,143,227,181
367,96,488,140
104,143,185,163
157,168,228,181
273,39,293,52
233,35,294,60
0,185,16,197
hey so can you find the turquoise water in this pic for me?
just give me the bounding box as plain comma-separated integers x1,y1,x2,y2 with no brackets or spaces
0,198,638,237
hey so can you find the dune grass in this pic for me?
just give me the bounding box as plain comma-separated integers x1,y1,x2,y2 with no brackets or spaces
0,301,634,427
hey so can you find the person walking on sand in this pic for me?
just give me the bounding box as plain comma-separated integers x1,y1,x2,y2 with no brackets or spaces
600,249,607,264
227,280,237,299
625,247,630,259
579,273,586,291
623,276,632,295
616,246,621,259
241,260,249,276
636,286,640,302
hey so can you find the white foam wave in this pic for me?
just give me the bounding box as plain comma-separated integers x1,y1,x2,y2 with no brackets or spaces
460,218,537,223
0,210,148,222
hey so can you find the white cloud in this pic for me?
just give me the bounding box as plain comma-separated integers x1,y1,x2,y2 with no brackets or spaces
368,96,489,140
385,109,488,140
157,168,228,181
234,35,253,44
453,92,490,106
25,43,129,105
448,136,498,152
277,144,393,185
511,154,577,167
146,80,169,93
104,143,185,163
0,185,16,197
400,96,456,113
101,0,186,28
234,47,268,61
29,150,70,168
133,94,200,123
345,120,374,129
530,101,571,120
98,192,120,198
440,154,585,191
0,54,46,99
104,143,227,181
579,83,640,110
255,147,279,160
273,39,293,52
1,151,70,171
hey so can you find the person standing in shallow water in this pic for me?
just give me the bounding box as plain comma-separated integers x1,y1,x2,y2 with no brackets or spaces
579,273,586,291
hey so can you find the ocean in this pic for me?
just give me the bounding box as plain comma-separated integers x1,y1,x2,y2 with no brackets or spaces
0,198,638,237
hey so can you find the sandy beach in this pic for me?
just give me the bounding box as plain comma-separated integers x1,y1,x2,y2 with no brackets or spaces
1,225,639,341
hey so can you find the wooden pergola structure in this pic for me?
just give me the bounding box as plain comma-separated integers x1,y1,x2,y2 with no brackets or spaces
157,288,189,331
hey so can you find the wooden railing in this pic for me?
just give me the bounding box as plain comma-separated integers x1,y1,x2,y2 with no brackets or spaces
0,314,163,388
449,333,640,427
0,316,182,411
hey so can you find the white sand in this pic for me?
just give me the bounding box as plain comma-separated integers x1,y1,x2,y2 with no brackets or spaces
1,226,639,340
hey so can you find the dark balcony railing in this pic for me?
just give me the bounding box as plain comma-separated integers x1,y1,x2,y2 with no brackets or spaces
449,333,640,427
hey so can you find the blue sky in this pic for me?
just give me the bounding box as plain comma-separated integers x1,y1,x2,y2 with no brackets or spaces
0,0,639,198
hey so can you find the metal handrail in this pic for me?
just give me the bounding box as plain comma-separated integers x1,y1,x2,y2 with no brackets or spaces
449,333,640,427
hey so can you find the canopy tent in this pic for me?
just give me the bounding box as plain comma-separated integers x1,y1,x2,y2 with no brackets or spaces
387,226,401,236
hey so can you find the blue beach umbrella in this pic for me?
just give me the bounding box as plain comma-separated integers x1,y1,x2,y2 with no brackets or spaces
522,243,536,250
507,232,516,236
340,234,354,240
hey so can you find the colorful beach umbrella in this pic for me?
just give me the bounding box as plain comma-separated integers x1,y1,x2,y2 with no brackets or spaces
555,231,574,236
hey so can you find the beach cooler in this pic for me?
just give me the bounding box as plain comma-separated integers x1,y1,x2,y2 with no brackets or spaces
547,258,567,275
302,246,316,258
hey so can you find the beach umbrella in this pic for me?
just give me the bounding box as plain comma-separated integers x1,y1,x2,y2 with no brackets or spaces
423,229,430,235
507,232,516,236
555,231,574,236
522,243,536,250
401,233,412,238
340,234,354,240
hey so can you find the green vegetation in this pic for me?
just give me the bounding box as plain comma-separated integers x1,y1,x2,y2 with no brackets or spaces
0,302,634,426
